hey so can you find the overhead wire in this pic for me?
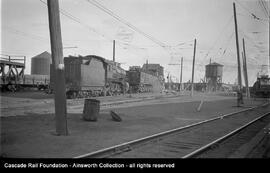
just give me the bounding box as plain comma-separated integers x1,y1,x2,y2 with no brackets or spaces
38,0,268,74
39,0,154,61
39,0,112,42
238,29,268,68
240,29,267,51
203,15,233,61
84,0,197,62
85,0,168,49
3,25,49,43
235,0,269,25
84,0,198,65
217,32,235,59
234,1,269,66
39,0,197,67
258,0,270,18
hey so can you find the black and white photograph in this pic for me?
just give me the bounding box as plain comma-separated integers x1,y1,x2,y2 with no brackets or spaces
0,0,270,168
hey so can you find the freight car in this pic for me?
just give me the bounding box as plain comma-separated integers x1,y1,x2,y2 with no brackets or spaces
50,55,127,98
21,74,49,90
1,74,49,92
251,75,270,98
0,55,49,92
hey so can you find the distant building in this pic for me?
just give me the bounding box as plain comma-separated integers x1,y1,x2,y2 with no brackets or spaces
129,66,141,71
142,63,164,77
31,51,51,75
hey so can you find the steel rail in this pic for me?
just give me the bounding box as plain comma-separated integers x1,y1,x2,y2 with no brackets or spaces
74,102,269,158
182,111,270,158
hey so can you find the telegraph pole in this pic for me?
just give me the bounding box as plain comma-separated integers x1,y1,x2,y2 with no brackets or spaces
180,57,183,92
113,40,115,62
242,38,250,98
167,73,171,92
233,3,243,106
47,0,68,135
242,51,246,92
191,39,197,97
168,57,183,92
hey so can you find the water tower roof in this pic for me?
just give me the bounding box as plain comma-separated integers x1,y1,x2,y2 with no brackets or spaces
32,51,51,59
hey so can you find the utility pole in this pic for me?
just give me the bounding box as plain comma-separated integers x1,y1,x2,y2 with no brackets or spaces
167,73,170,92
233,2,243,106
180,57,183,92
242,38,250,98
170,75,172,92
168,57,183,92
191,38,197,97
47,0,68,135
242,51,246,91
113,40,115,62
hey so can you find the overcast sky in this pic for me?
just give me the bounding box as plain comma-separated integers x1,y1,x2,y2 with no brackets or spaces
1,0,269,85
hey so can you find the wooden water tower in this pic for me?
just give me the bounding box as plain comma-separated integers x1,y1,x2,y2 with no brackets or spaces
205,62,223,91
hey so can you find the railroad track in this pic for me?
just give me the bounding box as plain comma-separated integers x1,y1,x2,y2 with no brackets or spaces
183,111,270,158
74,102,270,158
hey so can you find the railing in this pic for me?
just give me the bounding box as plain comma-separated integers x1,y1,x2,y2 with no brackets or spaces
0,55,26,67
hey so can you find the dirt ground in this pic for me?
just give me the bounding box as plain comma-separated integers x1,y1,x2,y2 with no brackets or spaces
0,91,267,158
0,90,181,117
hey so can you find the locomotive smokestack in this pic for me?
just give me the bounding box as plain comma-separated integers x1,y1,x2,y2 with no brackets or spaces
113,40,115,62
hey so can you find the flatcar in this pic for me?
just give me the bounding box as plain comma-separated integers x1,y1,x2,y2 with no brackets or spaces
0,56,49,92
1,74,49,92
